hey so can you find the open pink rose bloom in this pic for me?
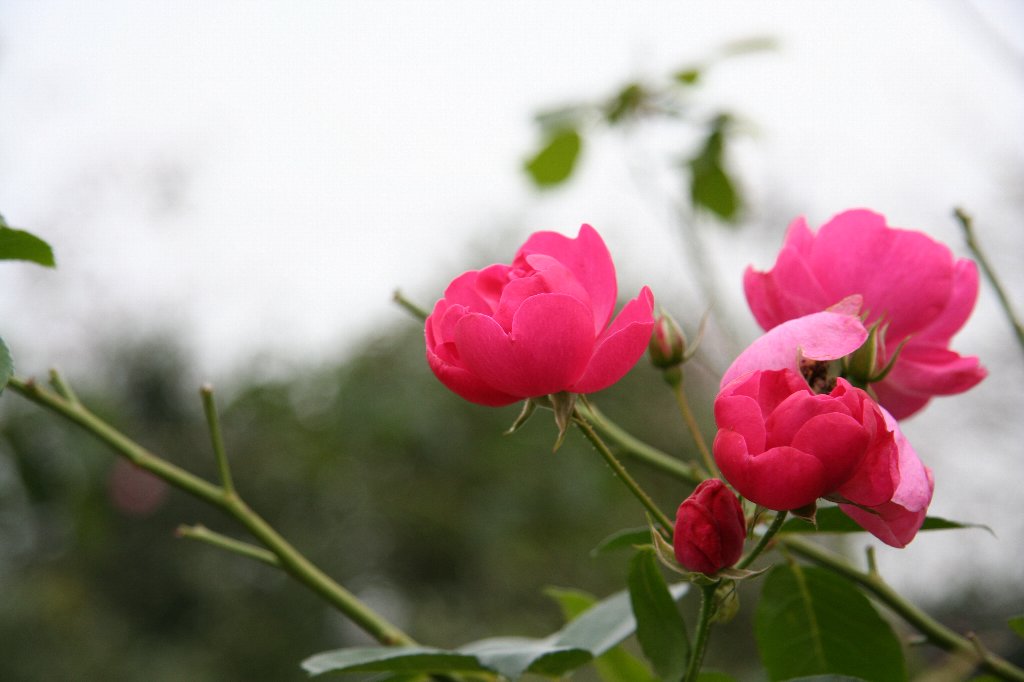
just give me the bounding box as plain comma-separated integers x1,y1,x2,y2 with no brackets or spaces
425,224,655,406
743,209,986,419
714,309,933,547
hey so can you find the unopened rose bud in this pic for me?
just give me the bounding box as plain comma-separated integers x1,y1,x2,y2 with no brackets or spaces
673,479,746,575
648,311,686,369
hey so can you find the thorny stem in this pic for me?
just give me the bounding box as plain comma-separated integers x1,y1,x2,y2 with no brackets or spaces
736,511,787,570
684,582,720,682
572,406,674,537
781,535,1024,682
954,207,1024,357
667,374,719,478
575,401,703,484
5,374,417,648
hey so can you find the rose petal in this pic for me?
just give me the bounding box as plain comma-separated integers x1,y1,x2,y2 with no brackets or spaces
714,429,828,510
425,346,521,406
455,293,594,397
570,287,654,394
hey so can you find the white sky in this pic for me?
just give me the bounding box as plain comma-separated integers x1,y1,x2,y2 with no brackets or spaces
2,1,1023,602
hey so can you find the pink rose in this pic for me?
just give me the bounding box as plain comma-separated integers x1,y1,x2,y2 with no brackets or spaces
425,224,655,406
674,479,747,574
743,209,986,419
714,370,899,512
713,308,934,546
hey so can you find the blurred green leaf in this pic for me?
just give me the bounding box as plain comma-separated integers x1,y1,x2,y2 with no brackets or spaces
674,68,701,85
590,526,650,556
629,548,689,681
687,116,740,222
0,215,56,267
756,564,906,682
525,128,581,187
782,677,871,682
306,582,689,680
0,335,11,395
546,587,658,682
606,83,646,124
698,673,739,682
720,36,778,57
779,507,990,535
1009,615,1024,640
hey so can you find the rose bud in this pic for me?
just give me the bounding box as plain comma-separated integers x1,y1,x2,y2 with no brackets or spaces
673,479,746,575
648,311,686,370
425,224,654,406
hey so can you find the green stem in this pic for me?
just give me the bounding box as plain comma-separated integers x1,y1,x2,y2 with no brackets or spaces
572,407,674,536
177,524,280,567
781,535,1024,682
736,511,787,570
392,289,430,321
954,207,1024,357
668,376,718,478
5,375,417,648
200,384,234,496
684,582,719,682
575,402,703,485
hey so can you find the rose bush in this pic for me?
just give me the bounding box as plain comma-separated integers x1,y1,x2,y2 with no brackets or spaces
425,224,654,406
713,307,934,547
673,479,746,574
743,209,986,419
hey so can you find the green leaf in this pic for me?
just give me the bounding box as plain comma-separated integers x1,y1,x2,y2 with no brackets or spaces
590,527,650,556
756,564,906,682
687,116,740,222
545,587,658,682
305,582,689,680
0,221,56,267
524,128,581,187
629,548,689,681
698,673,739,682
0,336,11,395
779,507,990,536
605,83,645,124
1009,615,1024,640
674,68,701,85
781,677,871,682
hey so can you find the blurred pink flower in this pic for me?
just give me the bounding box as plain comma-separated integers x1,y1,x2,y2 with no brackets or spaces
674,479,746,574
425,224,654,406
743,209,986,419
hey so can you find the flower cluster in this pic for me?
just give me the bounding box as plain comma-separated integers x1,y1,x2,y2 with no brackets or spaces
425,210,983,562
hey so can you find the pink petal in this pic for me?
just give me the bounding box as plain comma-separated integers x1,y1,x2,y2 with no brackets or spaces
714,430,827,510
514,224,617,331
455,293,594,398
714,393,768,455
914,258,980,343
808,210,956,341
425,346,521,407
744,245,831,329
720,311,868,388
443,265,512,313
570,287,655,394
789,411,870,492
883,345,987,397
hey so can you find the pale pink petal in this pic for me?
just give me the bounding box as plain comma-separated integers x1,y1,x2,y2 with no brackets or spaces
455,293,594,398
514,224,617,330
570,287,655,394
720,311,868,388
744,246,831,330
884,345,987,397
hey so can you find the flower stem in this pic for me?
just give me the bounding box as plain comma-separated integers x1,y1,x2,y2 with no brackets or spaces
575,401,703,484
5,374,418,648
781,535,1024,682
954,207,1024,357
176,524,280,567
392,289,430,321
572,407,674,536
684,582,719,682
668,375,719,478
200,384,234,496
736,511,787,570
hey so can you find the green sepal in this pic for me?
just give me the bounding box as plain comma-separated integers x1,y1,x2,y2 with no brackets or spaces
504,399,538,435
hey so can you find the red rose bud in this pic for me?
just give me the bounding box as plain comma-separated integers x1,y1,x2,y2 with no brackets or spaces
673,479,746,574
648,311,687,369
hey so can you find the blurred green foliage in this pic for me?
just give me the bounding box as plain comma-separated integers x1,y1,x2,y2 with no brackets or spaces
0,324,707,680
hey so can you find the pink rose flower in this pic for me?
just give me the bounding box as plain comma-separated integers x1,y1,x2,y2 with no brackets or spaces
425,224,655,406
713,308,934,547
743,209,986,419
674,479,747,575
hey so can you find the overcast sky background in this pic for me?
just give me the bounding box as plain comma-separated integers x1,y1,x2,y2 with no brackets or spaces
2,2,1023,603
